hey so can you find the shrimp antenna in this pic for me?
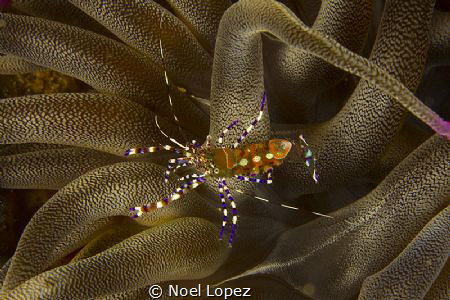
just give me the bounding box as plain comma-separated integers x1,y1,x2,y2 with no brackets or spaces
159,11,188,145
155,115,189,150
234,189,354,225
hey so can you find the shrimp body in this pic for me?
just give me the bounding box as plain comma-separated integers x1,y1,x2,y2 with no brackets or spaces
209,139,292,177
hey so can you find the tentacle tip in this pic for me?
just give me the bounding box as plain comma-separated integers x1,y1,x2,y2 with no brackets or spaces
444,121,450,140
435,120,450,140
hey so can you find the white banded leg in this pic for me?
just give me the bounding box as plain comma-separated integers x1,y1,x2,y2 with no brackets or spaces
165,157,191,183
177,173,202,181
124,144,185,157
218,178,228,240
234,168,273,184
130,175,206,218
221,179,237,246
217,120,239,146
233,91,267,149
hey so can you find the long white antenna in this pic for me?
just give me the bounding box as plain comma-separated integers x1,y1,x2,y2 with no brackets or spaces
234,189,353,224
158,11,188,145
155,115,189,150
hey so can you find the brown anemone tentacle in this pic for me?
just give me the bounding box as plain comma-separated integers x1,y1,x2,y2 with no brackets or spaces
275,0,437,196
0,147,125,189
423,261,450,300
0,216,118,288
3,218,227,299
359,205,450,299
231,134,450,299
290,0,321,26
264,0,374,123
216,0,444,197
70,219,148,262
0,55,44,75
428,10,450,67
210,8,269,146
10,0,114,38
0,93,188,155
0,143,72,156
167,0,232,54
0,258,10,286
365,123,430,182
0,12,205,128
69,0,212,98
1,161,220,293
218,0,449,138
0,2,447,298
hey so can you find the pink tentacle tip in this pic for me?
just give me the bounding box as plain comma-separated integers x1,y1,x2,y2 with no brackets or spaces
441,121,450,140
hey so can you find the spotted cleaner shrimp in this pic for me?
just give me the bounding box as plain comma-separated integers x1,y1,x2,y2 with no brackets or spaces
123,12,320,247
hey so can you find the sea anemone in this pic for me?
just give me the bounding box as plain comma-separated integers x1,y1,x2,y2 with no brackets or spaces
0,0,449,299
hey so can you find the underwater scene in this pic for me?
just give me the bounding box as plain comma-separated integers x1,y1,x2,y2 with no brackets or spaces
0,0,449,299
